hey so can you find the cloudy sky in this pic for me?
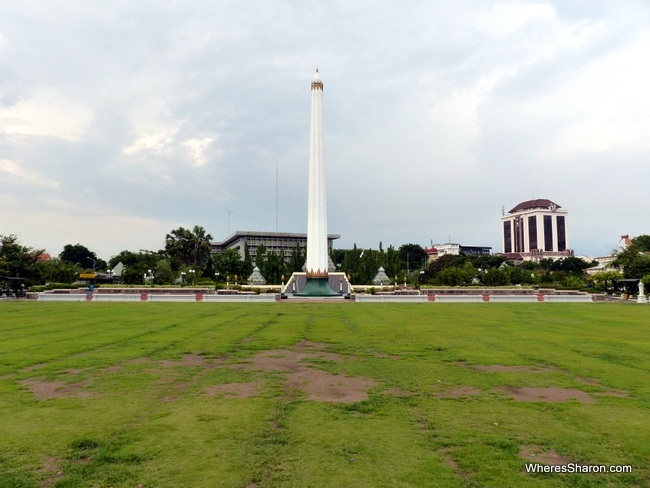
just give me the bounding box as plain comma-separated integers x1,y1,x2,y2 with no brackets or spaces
1,1,648,261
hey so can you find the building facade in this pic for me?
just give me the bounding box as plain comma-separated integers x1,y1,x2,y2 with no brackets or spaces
501,199,573,261
211,231,340,264
426,244,491,262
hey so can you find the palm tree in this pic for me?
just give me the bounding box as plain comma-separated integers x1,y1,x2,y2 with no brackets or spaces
165,225,213,269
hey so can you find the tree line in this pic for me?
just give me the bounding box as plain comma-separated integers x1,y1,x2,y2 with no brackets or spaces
2,228,649,290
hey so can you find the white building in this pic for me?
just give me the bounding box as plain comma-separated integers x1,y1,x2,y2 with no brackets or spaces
501,199,573,261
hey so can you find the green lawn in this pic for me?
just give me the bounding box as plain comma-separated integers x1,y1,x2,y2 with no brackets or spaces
0,302,648,487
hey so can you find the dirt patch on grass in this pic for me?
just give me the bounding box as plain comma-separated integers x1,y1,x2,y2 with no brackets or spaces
204,382,260,398
286,369,375,403
230,344,374,403
37,456,65,487
232,348,345,374
499,386,594,403
435,386,483,399
519,445,573,465
20,379,95,400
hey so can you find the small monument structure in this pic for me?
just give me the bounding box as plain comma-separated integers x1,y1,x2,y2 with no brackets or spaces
247,266,266,286
638,280,647,303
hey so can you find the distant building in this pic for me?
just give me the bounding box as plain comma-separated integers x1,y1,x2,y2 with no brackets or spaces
211,231,340,264
501,199,573,261
585,235,631,275
427,243,492,261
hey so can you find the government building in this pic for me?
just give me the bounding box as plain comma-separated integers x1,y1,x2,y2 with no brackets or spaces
501,199,573,261
211,231,340,264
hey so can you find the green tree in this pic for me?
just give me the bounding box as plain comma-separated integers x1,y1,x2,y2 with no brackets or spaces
483,268,510,286
35,258,80,284
398,244,427,272
165,225,213,271
613,234,650,278
0,235,44,284
438,267,464,286
59,243,106,270
154,259,176,285
213,249,247,280
289,243,305,273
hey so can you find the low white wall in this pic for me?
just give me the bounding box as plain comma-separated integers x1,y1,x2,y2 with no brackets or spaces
38,294,87,301
434,295,484,303
489,295,539,302
92,294,142,302
203,294,276,302
147,294,197,302
355,295,428,302
543,295,593,302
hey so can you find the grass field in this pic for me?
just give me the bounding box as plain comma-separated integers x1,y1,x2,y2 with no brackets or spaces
0,302,648,487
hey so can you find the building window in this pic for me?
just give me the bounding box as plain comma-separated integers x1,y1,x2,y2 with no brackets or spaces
528,216,537,250
544,215,553,251
503,221,512,253
557,216,566,251
514,217,525,253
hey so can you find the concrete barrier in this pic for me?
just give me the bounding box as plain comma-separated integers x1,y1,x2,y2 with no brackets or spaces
489,295,539,302
543,294,593,302
203,294,276,302
147,294,197,302
355,295,428,302
92,294,141,302
37,294,88,301
433,295,484,303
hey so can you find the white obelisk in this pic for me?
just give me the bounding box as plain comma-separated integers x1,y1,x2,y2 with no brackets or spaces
305,69,329,278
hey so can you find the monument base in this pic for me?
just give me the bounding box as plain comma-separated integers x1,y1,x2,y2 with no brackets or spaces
295,277,340,297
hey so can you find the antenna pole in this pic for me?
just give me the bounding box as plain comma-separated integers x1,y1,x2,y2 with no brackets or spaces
276,161,279,232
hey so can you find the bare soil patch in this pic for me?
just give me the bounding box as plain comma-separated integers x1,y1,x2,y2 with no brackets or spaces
37,456,64,488
232,348,345,374
499,386,594,403
204,382,260,399
20,379,95,400
231,345,374,403
286,369,375,403
435,386,483,399
519,445,573,465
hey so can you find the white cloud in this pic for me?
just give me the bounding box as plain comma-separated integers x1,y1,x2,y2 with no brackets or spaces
473,1,556,37
0,88,92,140
185,137,215,167
0,158,59,188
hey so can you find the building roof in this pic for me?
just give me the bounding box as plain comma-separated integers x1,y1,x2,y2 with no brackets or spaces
212,230,340,248
509,199,561,214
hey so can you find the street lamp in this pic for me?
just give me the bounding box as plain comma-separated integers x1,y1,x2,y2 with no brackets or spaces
87,257,96,272
180,271,186,285
188,269,196,286
144,269,154,287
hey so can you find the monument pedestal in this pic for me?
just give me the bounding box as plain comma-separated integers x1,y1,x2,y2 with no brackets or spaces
296,276,340,297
